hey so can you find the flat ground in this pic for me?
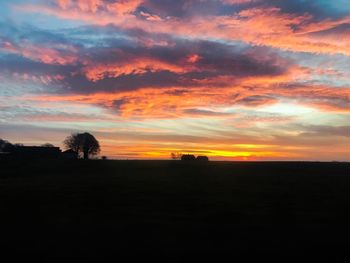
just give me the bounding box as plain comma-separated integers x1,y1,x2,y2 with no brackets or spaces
1,160,350,261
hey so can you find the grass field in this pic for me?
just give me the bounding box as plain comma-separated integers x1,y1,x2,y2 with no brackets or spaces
1,160,350,261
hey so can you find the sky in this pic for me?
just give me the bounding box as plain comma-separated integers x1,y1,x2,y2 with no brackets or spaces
0,0,350,161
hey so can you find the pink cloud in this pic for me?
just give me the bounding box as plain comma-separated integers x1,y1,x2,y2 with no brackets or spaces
57,0,71,9
0,40,78,65
56,0,143,14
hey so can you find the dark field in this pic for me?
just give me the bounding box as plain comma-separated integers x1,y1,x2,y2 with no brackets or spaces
1,160,350,261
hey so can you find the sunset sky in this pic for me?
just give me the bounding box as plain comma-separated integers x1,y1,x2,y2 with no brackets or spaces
1,0,350,160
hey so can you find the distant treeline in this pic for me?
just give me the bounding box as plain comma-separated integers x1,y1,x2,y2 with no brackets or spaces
172,153,209,161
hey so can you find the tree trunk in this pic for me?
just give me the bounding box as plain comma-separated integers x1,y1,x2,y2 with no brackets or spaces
83,151,89,160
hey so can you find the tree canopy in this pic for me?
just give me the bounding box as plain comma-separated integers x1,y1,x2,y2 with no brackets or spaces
63,133,100,159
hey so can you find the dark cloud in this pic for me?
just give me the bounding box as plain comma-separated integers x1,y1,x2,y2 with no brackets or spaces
141,0,230,18
300,125,350,137
255,0,346,20
138,0,349,21
0,54,76,82
140,0,188,17
309,23,350,37
236,95,278,106
72,71,188,92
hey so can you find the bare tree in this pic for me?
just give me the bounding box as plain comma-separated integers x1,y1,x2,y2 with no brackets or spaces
64,133,100,160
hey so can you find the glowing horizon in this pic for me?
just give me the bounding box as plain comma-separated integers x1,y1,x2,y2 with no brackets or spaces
1,0,350,161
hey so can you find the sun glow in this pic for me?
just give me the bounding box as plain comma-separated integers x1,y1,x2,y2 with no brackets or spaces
259,103,316,116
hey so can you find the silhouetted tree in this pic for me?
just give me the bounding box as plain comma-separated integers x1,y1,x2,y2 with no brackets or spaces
63,132,100,160
41,143,55,147
171,152,182,160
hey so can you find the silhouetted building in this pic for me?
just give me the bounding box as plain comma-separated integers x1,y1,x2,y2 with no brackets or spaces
62,149,78,159
196,155,209,162
11,146,61,159
181,154,196,161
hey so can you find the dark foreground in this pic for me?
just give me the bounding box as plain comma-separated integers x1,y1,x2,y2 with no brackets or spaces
1,160,350,261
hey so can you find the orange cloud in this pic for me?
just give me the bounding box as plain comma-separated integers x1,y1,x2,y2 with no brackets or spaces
20,79,350,121
82,58,195,82
187,54,201,63
107,0,144,15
